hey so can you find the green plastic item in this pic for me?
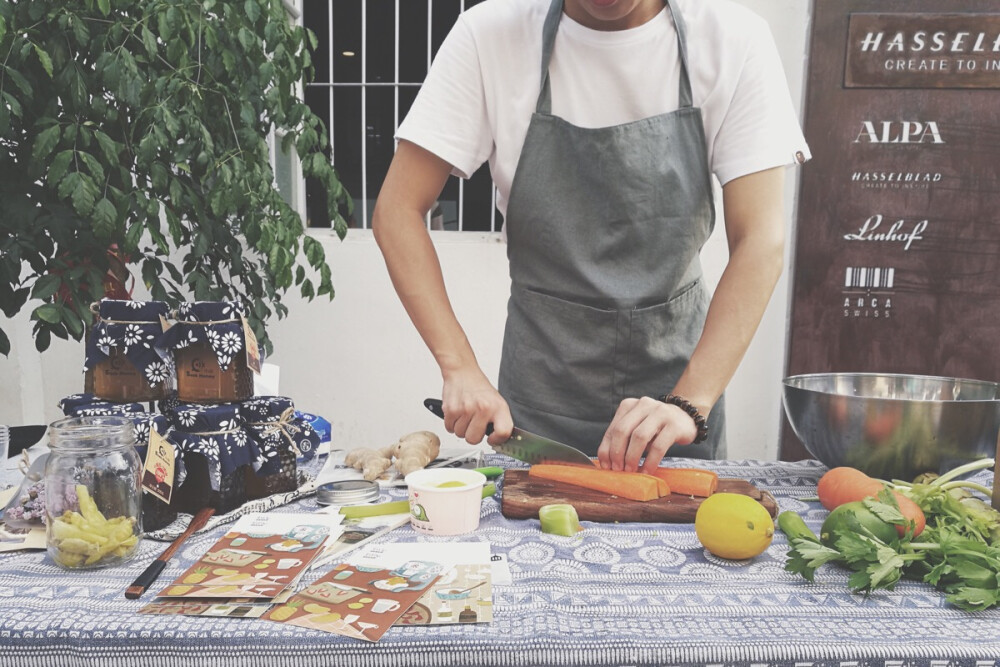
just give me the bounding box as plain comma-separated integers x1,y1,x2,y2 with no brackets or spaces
474,466,505,480
339,482,497,519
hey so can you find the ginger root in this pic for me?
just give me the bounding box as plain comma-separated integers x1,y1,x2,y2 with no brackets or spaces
392,431,441,476
343,432,440,480
344,445,394,481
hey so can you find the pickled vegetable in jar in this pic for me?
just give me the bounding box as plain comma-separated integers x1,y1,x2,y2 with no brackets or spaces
44,416,143,569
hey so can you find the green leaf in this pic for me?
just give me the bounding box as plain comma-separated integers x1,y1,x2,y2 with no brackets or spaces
303,235,324,266
4,67,32,96
123,221,144,253
33,44,54,78
97,0,111,17
34,327,51,353
93,130,120,163
1,91,19,119
34,304,62,323
157,10,171,41
47,150,75,186
948,587,1000,612
92,198,117,237
244,0,260,23
79,152,105,182
70,14,90,45
148,223,169,255
63,306,84,338
33,124,62,161
142,25,157,56
30,274,63,301
0,327,9,356
165,207,183,244
57,171,82,202
137,133,157,163
70,173,97,217
0,15,6,46
237,27,253,51
150,162,168,190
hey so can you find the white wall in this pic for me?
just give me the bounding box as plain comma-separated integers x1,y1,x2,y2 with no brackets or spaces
0,0,812,460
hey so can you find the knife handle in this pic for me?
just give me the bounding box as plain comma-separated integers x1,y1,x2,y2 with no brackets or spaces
423,398,494,436
125,560,167,600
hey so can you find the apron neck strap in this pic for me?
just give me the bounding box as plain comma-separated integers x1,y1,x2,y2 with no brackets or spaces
536,0,694,114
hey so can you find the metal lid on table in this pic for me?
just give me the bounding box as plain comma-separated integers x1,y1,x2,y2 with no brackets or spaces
316,480,380,506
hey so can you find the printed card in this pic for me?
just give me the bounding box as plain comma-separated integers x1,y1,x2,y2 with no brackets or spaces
397,563,492,625
309,511,411,571
157,513,342,599
346,544,493,625
264,560,443,641
138,586,297,619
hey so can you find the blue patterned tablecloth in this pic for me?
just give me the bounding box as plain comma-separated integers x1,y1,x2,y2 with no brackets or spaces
1,457,999,667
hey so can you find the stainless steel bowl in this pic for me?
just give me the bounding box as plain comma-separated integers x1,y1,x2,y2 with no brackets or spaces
782,372,1000,480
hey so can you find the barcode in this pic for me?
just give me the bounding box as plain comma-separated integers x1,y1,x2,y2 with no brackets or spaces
844,267,894,289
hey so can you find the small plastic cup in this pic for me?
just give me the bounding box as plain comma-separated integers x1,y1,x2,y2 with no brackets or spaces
404,468,487,536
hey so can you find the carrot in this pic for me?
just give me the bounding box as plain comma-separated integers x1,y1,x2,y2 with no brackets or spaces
648,468,718,497
816,467,926,537
528,464,669,501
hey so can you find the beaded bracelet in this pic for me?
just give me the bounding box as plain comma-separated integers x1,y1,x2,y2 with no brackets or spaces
658,394,709,444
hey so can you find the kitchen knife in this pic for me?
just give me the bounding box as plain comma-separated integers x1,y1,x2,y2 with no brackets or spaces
423,398,596,467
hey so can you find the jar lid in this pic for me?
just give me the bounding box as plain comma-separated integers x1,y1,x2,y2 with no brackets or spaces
316,480,380,506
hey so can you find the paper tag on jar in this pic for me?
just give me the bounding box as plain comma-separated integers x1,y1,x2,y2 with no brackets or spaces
141,430,176,504
241,316,262,375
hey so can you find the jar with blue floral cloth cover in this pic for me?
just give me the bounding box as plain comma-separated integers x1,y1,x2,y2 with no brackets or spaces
164,402,256,514
130,413,182,531
157,301,255,403
59,393,146,417
84,300,174,402
240,396,320,499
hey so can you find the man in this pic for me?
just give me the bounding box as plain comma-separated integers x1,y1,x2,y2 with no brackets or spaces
372,0,809,472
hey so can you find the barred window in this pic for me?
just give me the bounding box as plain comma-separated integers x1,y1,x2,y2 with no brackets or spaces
303,0,500,232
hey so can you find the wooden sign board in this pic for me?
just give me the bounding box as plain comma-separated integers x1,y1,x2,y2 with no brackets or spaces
781,1,1000,461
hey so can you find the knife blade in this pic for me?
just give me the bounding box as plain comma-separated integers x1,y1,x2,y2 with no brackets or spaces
423,398,595,467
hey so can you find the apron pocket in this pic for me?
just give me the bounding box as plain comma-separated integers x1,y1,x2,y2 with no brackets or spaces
625,279,709,399
500,287,618,421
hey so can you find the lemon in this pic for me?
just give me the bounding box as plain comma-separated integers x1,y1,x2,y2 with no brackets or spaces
694,493,774,560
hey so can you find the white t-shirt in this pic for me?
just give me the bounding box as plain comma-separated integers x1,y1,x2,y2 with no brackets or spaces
397,0,811,219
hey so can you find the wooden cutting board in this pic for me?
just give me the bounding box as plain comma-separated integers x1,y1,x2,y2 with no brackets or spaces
500,469,778,523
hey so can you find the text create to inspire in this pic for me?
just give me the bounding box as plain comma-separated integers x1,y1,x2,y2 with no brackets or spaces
847,15,1000,87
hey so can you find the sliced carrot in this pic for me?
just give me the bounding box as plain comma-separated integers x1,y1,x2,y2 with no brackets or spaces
648,468,718,497
528,464,668,502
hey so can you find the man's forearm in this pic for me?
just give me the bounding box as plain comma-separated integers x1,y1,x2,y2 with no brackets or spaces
672,234,784,416
671,166,788,417
372,207,479,377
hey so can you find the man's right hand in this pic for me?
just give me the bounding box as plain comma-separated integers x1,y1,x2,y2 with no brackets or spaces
441,369,513,446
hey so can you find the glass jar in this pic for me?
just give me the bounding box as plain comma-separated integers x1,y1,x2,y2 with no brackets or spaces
161,301,254,403
44,416,143,569
84,300,174,402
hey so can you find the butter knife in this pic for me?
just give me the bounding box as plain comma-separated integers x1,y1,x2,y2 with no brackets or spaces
423,398,595,466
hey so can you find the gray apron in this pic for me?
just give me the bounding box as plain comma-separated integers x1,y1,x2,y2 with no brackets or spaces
497,0,725,459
